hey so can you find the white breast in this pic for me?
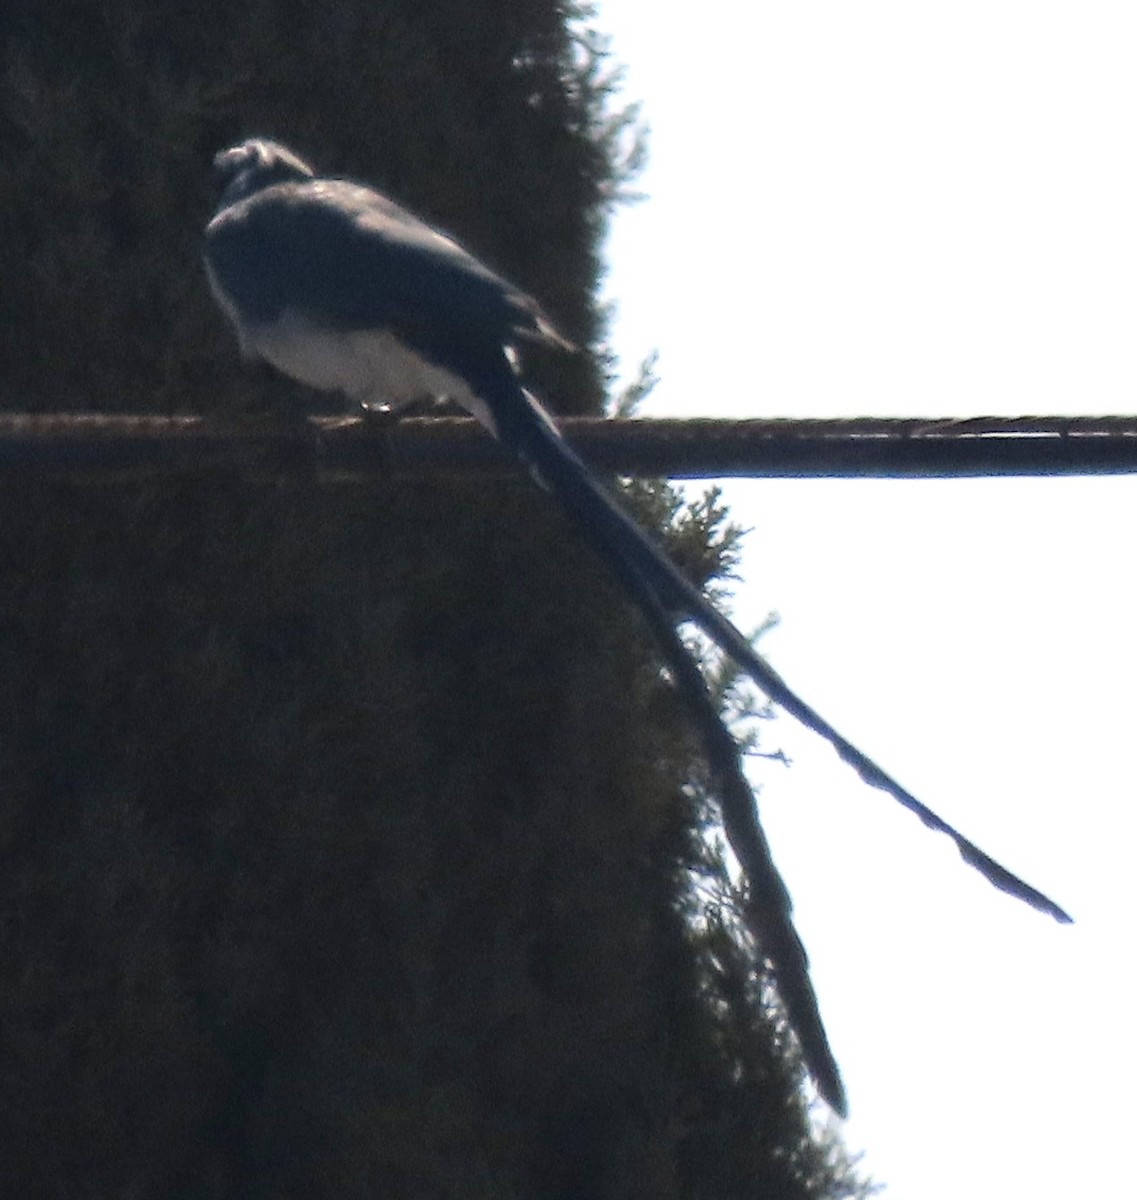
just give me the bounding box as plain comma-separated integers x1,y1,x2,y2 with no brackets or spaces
238,310,498,434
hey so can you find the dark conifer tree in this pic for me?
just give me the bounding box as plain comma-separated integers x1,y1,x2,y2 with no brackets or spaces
0,2,870,1196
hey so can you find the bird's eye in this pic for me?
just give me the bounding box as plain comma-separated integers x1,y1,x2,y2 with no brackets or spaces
212,148,239,181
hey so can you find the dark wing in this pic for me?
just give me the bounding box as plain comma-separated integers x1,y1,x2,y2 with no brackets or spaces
205,179,567,359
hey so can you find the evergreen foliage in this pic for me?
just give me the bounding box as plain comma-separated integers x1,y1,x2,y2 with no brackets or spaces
0,2,870,1195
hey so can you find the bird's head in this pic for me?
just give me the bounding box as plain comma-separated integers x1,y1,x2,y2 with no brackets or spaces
212,138,315,207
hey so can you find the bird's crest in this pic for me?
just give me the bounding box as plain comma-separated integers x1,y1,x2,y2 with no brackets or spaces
212,138,315,206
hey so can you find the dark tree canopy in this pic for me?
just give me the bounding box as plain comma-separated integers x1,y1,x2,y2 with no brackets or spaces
0,2,869,1197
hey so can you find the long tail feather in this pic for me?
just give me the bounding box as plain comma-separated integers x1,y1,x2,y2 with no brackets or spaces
481,360,1070,924
628,556,849,1115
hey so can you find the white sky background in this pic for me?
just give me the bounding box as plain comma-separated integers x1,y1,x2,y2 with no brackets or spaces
595,4,1136,1198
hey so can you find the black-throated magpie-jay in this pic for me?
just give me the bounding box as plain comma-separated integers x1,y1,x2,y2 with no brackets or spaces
205,138,1071,1115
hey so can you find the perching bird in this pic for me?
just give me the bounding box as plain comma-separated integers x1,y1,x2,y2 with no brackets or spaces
205,137,1071,1115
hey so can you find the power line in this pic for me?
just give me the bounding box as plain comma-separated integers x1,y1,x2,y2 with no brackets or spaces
1,413,1136,479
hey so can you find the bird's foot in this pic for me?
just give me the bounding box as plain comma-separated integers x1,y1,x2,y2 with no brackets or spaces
358,400,402,428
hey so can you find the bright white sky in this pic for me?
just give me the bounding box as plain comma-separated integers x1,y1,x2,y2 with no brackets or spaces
596,4,1135,1197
